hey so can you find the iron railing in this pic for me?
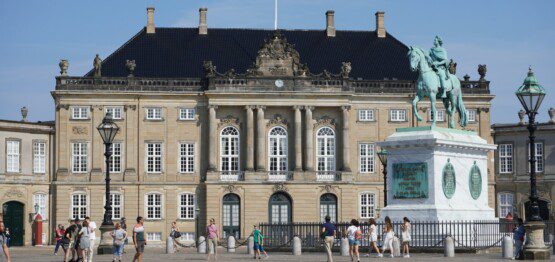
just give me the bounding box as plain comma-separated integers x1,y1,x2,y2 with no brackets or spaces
219,171,245,182
316,172,342,182
259,220,555,250
267,171,293,182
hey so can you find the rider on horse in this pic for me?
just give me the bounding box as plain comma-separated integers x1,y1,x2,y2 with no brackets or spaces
428,36,450,98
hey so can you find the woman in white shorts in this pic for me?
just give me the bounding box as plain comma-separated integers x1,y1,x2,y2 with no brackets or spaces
367,218,382,257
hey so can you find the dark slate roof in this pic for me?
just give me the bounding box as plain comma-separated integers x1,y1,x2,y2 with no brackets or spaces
87,27,417,80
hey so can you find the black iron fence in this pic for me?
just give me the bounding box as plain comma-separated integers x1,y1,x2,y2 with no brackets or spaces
259,220,555,250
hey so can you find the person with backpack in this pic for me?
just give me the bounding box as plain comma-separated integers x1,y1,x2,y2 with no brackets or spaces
346,219,361,262
110,222,127,262
252,225,268,259
78,221,91,261
170,221,181,252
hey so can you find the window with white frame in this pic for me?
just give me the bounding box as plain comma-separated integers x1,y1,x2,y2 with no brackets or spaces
220,126,240,172
147,232,162,241
268,126,288,172
428,109,445,122
109,143,122,173
316,127,336,173
6,140,20,172
179,108,196,120
359,193,376,219
146,108,162,120
178,232,195,241
34,193,47,218
105,106,123,120
146,193,162,219
178,193,195,219
390,109,406,122
528,142,544,172
499,144,513,174
179,143,195,173
71,193,87,219
498,192,514,218
110,193,123,220
358,109,375,121
359,143,375,173
33,141,46,173
467,109,477,122
146,143,162,173
71,142,88,173
71,106,90,120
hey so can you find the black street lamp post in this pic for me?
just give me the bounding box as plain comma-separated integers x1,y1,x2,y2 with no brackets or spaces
377,148,388,207
96,113,120,254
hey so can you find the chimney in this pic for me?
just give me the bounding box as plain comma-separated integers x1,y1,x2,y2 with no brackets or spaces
146,7,155,34
375,11,386,38
326,10,335,37
21,107,28,122
199,7,208,35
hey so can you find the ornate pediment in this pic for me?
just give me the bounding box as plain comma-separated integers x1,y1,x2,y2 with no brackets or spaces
218,115,240,128
273,183,289,193
267,114,289,128
314,116,336,128
248,31,307,77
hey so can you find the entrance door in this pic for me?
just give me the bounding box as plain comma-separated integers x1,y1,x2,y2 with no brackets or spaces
2,201,24,246
269,192,292,224
320,193,338,222
222,194,240,239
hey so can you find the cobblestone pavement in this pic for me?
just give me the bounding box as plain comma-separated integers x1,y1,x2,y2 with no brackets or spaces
7,246,555,261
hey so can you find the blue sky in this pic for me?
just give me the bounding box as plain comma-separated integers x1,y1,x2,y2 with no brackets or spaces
0,0,553,123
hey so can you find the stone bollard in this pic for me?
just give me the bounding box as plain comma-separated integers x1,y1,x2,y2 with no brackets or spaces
393,236,401,257
444,236,455,257
227,236,236,253
247,236,254,255
198,236,206,254
166,236,174,254
502,235,513,259
340,237,349,256
292,236,302,256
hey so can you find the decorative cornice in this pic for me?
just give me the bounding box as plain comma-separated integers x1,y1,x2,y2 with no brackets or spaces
3,188,24,199
314,115,336,128
267,114,289,128
56,104,70,111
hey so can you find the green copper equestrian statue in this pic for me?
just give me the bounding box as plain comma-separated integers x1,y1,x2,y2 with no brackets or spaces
407,36,468,128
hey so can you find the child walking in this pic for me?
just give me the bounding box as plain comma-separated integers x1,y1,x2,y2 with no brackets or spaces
401,217,411,258
252,225,268,259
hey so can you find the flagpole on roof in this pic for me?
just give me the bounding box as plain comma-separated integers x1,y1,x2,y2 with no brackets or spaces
274,0,278,30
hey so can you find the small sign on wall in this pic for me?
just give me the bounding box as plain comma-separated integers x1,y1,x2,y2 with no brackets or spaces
392,162,428,199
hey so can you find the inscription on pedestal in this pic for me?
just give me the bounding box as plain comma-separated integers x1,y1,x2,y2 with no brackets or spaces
392,162,428,199
468,161,482,200
442,159,456,199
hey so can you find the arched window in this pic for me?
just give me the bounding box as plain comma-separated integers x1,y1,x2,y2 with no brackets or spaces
269,192,292,224
222,194,240,238
316,127,336,173
320,193,337,222
33,193,47,218
220,126,240,172
268,126,288,172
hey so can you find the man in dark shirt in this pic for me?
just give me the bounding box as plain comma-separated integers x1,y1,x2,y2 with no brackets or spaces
321,216,336,262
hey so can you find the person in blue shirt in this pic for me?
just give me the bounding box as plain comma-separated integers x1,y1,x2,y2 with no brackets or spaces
513,218,525,259
321,216,336,262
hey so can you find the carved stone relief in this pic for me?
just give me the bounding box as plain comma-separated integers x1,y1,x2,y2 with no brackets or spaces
72,126,88,135
273,183,289,193
267,114,289,128
218,115,240,128
314,116,336,128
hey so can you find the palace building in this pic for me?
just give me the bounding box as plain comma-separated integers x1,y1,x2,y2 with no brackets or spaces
1,7,494,245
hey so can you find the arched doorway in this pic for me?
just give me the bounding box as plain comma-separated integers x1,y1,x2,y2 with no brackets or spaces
222,194,240,238
268,192,292,224
2,201,24,246
320,193,338,222
525,199,551,221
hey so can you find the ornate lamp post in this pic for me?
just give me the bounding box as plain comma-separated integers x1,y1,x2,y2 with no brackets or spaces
96,113,120,254
377,148,388,207
515,68,550,259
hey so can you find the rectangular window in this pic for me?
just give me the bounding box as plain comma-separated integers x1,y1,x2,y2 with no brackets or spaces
72,142,88,173
179,143,195,173
178,194,195,219
146,108,162,120
33,142,46,173
109,143,122,173
71,193,87,219
71,106,90,120
428,109,445,122
105,106,123,120
147,232,162,241
146,193,162,219
529,142,544,172
179,108,196,120
146,143,162,173
390,109,406,122
359,193,375,219
177,232,195,241
34,193,47,218
110,193,122,220
358,109,375,122
6,140,20,173
359,143,375,173
467,109,477,123
499,144,513,174
498,192,514,218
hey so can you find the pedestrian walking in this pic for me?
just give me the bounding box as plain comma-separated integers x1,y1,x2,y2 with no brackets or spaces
110,222,127,262
365,218,382,257
401,217,411,258
85,217,97,262
54,224,65,255
513,218,525,260
170,221,181,252
78,221,91,262
382,216,395,258
321,215,336,262
121,217,128,253
65,218,83,262
132,216,146,262
206,218,219,261
252,225,268,259
346,219,361,262
0,221,11,262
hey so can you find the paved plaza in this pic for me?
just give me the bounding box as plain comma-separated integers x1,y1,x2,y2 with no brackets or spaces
6,246,555,261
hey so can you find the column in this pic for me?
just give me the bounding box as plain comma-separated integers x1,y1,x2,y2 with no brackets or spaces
245,106,254,171
293,106,303,171
208,105,218,171
305,106,314,171
256,106,266,171
341,106,351,172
